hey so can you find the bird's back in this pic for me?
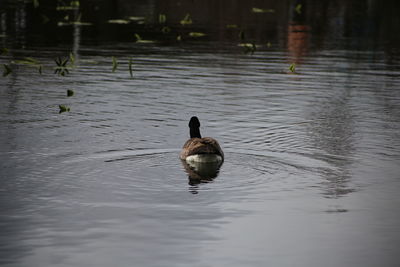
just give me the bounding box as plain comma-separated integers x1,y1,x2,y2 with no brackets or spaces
180,137,224,160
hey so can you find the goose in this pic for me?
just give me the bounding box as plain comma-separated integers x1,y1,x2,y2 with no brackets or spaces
180,116,224,162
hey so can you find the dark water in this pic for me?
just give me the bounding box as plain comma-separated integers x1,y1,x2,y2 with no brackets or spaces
1,1,400,266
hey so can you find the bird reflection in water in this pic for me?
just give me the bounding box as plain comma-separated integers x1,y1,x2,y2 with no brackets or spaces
181,160,223,194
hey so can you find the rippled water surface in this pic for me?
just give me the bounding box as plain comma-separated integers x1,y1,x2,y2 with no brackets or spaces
1,1,400,266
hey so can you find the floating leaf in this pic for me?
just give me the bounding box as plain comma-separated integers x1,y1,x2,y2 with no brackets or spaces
159,14,166,24
70,21,92,26
71,0,80,7
134,33,142,41
108,19,130,24
177,35,182,41
59,105,70,113
54,57,70,76
295,4,302,14
134,33,155,43
13,57,40,65
128,58,133,78
180,13,192,25
67,89,74,97
189,32,206,37
69,52,75,66
128,16,146,21
161,26,171,34
289,63,296,73
112,56,118,72
3,64,12,77
251,7,275,13
239,43,256,54
226,24,238,29
267,42,272,48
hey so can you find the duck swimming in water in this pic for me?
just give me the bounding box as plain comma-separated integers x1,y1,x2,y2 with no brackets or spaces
180,116,224,162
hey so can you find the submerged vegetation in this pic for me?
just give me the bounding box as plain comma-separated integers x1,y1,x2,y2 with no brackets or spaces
0,1,290,114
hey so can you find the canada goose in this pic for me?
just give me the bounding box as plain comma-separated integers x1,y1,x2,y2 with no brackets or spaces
180,116,224,162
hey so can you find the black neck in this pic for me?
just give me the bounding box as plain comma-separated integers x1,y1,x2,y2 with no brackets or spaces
190,127,201,138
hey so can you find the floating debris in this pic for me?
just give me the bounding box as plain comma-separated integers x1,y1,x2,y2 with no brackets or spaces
128,58,133,78
295,4,302,14
134,33,155,43
107,19,130,24
159,14,166,24
67,89,74,97
189,32,206,37
251,7,275,13
239,43,256,54
180,13,192,26
128,16,146,22
12,57,43,74
289,63,296,73
2,64,12,77
54,57,69,76
112,56,118,72
161,26,171,34
59,105,70,113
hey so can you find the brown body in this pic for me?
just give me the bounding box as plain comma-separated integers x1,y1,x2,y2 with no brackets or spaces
180,137,224,160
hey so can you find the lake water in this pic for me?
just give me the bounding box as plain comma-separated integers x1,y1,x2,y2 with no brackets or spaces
1,1,400,266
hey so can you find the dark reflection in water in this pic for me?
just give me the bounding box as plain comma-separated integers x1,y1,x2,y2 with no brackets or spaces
1,1,400,267
181,160,223,193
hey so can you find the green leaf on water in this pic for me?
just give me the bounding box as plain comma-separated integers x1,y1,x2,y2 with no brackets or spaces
54,56,70,76
180,13,192,26
3,64,12,77
14,57,40,65
189,32,206,37
252,7,275,13
71,0,80,7
128,58,133,78
112,56,118,72
67,89,74,97
128,16,146,21
159,14,166,24
295,4,302,14
161,26,171,34
69,52,75,66
59,105,70,113
134,33,142,42
289,63,296,73
108,19,130,24
239,43,256,54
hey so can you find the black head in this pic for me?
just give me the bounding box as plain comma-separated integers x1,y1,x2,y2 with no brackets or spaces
188,116,201,138
189,116,200,128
